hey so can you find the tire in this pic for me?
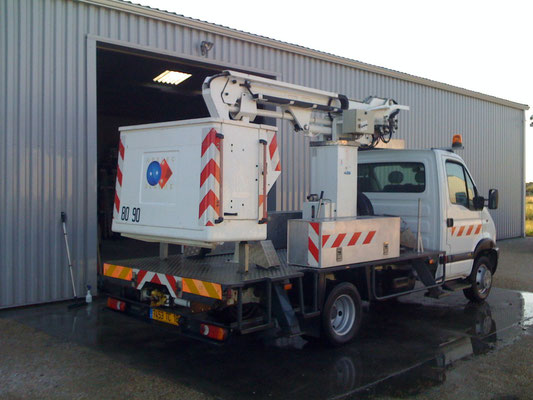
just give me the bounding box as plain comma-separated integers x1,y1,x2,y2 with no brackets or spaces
463,256,493,303
322,283,362,346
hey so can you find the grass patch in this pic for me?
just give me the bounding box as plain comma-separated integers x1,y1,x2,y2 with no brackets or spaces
527,220,533,237
527,196,533,236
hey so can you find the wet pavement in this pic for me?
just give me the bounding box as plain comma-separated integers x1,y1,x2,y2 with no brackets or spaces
1,288,532,399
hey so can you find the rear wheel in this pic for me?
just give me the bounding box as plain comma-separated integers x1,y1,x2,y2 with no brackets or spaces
463,256,493,303
322,283,362,346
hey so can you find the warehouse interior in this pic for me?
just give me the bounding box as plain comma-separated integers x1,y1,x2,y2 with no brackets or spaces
96,45,221,262
96,44,277,264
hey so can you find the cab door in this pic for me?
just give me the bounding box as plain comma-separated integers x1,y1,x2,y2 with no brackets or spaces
444,160,482,278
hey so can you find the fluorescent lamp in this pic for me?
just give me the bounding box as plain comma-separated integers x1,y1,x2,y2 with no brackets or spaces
153,70,191,86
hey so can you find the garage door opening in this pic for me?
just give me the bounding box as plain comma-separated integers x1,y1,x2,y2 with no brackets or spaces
97,45,223,262
96,44,278,269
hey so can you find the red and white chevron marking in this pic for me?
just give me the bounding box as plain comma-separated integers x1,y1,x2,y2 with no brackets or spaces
199,128,221,226
450,224,482,237
113,137,125,219
268,132,281,172
321,230,376,248
259,132,282,215
135,270,179,298
308,222,320,267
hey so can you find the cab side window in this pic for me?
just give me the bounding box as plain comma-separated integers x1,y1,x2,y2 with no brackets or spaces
446,161,477,210
358,162,425,193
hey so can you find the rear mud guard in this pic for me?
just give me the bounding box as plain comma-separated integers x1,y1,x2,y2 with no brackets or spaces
272,283,301,335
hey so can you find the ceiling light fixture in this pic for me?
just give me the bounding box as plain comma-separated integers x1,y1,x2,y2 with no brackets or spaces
153,70,192,86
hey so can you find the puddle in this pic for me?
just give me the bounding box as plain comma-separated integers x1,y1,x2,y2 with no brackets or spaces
520,291,533,328
1,288,531,399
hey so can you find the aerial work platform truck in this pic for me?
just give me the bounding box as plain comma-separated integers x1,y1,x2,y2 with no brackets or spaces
102,71,499,345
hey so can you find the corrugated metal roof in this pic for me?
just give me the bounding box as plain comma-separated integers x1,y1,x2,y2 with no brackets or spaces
79,0,529,111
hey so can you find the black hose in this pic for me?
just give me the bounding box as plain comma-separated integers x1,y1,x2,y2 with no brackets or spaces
203,71,230,89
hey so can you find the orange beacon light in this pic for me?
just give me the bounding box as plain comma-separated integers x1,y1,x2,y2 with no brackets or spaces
452,134,463,149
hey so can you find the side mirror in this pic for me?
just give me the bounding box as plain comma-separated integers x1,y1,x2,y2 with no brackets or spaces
488,189,498,210
473,196,485,211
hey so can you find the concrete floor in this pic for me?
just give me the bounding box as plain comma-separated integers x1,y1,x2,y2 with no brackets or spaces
0,237,532,400
493,237,533,291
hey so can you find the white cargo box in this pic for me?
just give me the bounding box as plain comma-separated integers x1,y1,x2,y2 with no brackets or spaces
111,118,280,246
288,216,400,268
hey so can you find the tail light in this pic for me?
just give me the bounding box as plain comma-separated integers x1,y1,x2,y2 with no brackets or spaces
200,323,227,341
107,297,126,312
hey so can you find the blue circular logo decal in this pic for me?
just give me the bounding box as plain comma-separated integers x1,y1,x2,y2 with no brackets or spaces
147,161,161,186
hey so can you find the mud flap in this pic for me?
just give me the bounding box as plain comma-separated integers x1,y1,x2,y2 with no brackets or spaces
412,259,447,299
272,283,301,335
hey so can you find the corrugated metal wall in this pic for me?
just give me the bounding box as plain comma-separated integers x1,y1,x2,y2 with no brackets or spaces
0,0,525,307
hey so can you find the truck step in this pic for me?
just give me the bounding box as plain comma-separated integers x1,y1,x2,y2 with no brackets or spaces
443,281,471,292
424,288,450,299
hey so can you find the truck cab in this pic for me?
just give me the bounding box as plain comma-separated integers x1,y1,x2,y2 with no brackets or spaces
358,148,499,293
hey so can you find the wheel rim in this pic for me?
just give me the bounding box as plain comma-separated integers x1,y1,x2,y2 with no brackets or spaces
330,294,356,336
475,264,492,295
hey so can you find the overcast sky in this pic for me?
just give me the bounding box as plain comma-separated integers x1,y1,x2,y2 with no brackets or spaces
136,0,533,182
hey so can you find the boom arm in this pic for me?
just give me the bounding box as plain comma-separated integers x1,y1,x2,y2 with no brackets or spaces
203,70,409,147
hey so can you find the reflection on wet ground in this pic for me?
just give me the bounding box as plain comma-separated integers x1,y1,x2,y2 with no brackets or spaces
1,288,532,399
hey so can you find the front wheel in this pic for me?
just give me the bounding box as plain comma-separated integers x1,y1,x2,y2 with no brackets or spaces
322,283,362,346
463,256,493,303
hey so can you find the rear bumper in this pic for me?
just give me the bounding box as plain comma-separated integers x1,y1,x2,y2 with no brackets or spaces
99,273,285,343
105,295,232,344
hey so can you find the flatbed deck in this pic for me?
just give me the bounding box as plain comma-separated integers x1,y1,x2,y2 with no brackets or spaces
105,249,303,288
104,248,443,288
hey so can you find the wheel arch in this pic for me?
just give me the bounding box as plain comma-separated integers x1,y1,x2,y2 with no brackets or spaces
325,268,371,302
473,239,498,274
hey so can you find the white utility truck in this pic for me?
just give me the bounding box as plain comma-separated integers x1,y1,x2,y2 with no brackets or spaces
103,71,499,345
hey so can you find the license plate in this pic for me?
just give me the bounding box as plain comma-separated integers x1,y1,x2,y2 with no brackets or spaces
151,308,180,326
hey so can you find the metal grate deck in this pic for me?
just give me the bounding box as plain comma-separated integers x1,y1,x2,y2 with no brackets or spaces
106,249,303,287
